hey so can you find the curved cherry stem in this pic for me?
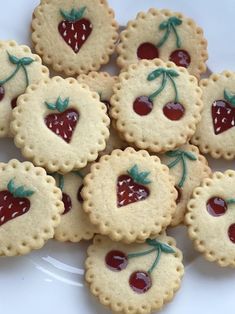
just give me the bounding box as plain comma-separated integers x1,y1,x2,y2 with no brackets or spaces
156,16,182,49
171,24,181,48
178,155,187,188
156,24,171,48
0,64,21,85
74,171,84,179
127,248,156,259
226,198,235,205
149,72,167,101
21,64,30,86
58,174,64,191
148,246,161,274
167,74,179,103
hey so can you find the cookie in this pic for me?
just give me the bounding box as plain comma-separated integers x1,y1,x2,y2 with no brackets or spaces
77,71,128,155
117,8,208,78
186,170,235,267
85,234,184,314
32,0,119,76
160,143,211,226
0,40,49,138
0,159,63,256
191,71,235,159
82,147,177,243
110,59,203,153
11,76,110,174
53,169,97,242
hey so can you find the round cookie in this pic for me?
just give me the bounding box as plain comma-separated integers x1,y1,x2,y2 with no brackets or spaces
117,8,208,79
54,169,97,242
77,71,128,155
82,147,177,243
186,170,235,267
0,159,63,256
160,143,211,226
85,234,184,314
32,0,119,75
0,40,49,138
11,76,110,174
110,59,203,153
192,71,235,159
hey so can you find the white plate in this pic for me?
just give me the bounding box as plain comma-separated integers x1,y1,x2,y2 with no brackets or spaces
1,1,235,313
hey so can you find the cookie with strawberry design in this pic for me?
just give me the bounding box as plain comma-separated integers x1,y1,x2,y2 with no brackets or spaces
0,40,49,138
160,144,211,226
53,169,98,242
11,76,110,174
77,71,128,156
110,59,203,153
32,0,118,76
186,170,235,267
117,8,208,79
82,147,177,243
85,234,184,314
0,159,63,256
192,71,235,159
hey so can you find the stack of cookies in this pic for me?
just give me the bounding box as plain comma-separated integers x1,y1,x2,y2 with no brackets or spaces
1,1,235,313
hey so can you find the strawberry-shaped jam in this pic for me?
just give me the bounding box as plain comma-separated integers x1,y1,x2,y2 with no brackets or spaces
45,97,79,143
228,224,235,243
77,184,84,203
169,50,191,68
62,192,72,215
206,197,227,217
133,96,153,116
58,7,92,53
137,43,159,60
129,271,152,293
117,165,151,207
105,250,128,271
0,179,34,226
0,86,5,101
163,102,185,120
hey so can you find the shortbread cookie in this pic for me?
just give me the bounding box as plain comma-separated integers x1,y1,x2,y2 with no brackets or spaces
117,8,208,78
0,40,49,137
54,170,97,242
160,144,211,226
11,76,110,174
192,71,235,159
77,71,127,155
85,234,184,314
32,0,118,75
110,59,202,153
0,159,63,256
186,170,235,267
82,147,177,243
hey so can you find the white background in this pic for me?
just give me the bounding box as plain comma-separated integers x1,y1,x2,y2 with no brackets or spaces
0,1,235,314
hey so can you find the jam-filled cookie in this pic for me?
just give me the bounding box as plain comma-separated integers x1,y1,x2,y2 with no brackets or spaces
11,76,110,174
186,170,235,267
32,0,119,75
85,234,184,314
160,143,211,226
0,40,49,137
110,59,202,153
82,147,176,243
0,159,63,256
192,71,235,159
117,8,208,78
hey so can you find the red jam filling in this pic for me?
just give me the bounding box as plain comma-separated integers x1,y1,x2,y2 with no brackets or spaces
77,184,84,203
105,250,128,271
206,197,227,217
137,42,159,60
211,100,235,135
62,192,72,215
133,96,153,116
228,224,235,243
129,271,152,293
169,49,191,68
0,85,5,101
163,102,185,120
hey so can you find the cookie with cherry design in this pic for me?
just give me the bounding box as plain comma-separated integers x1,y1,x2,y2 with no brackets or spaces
32,0,118,76
185,170,235,267
11,76,110,174
160,144,211,226
0,40,49,138
110,59,203,153
82,147,177,243
0,159,63,257
85,234,184,314
53,169,98,242
192,71,235,159
117,8,208,79
77,71,128,156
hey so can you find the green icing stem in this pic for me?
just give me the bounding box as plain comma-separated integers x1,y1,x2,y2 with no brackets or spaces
0,63,21,85
58,174,64,191
148,246,161,274
167,73,179,103
127,248,156,259
149,71,167,101
156,16,182,49
226,199,235,205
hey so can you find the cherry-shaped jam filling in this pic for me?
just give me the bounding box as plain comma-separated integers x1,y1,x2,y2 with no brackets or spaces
77,184,84,203
137,43,159,60
169,50,191,68
129,271,152,294
105,250,128,271
206,197,227,217
0,85,5,101
11,96,19,109
62,192,72,215
133,96,153,116
228,224,235,243
163,102,185,120
175,186,182,204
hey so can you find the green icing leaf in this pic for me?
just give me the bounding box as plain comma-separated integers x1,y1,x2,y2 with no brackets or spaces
20,57,34,65
166,69,179,77
8,53,20,64
60,7,86,22
147,68,164,81
159,20,168,30
166,150,180,157
128,165,151,185
75,6,86,20
128,164,138,179
7,179,15,194
169,16,182,26
23,190,35,197
14,186,25,197
45,102,57,110
7,179,34,198
183,151,197,161
224,89,235,106
56,97,69,112
158,242,175,253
